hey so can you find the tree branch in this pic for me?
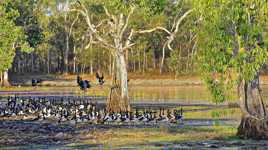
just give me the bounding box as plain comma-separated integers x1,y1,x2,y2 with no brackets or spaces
136,26,171,35
120,6,135,39
173,9,193,34
123,29,134,50
70,4,115,50
68,13,80,37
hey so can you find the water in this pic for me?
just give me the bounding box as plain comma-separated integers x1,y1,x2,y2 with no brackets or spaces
2,84,268,103
130,85,212,103
4,84,268,121
0,84,244,121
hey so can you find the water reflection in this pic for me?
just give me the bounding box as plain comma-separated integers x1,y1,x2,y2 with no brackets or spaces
2,84,268,104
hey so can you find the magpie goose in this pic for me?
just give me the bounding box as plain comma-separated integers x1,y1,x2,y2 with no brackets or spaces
77,75,91,91
96,72,105,85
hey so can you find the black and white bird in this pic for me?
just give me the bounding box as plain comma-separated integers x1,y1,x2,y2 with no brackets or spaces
96,72,105,85
32,78,42,87
77,75,91,91
174,108,183,121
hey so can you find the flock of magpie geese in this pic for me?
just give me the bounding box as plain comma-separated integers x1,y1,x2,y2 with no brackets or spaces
0,96,183,125
2,73,183,125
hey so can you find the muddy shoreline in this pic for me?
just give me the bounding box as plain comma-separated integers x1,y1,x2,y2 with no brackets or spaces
1,120,268,150
0,120,238,149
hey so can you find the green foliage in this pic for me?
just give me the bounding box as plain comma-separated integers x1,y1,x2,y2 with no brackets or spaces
168,49,183,75
8,0,44,48
197,0,268,103
0,0,32,72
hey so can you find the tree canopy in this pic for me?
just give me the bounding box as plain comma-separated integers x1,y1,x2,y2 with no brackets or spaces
0,0,32,73
196,0,268,103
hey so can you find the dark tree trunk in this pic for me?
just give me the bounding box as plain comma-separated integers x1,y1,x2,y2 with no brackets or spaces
237,76,268,139
47,50,50,74
31,53,34,72
0,72,2,86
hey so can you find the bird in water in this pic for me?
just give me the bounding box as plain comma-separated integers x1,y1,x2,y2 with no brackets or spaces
0,96,185,125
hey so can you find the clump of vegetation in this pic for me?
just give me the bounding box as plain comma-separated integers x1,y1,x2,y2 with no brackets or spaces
196,0,268,139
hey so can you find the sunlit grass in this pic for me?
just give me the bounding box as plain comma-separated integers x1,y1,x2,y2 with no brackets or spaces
66,126,237,149
184,108,241,119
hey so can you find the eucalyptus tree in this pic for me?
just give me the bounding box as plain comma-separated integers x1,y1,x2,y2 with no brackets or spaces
0,0,32,86
197,0,268,139
70,0,137,112
70,0,193,112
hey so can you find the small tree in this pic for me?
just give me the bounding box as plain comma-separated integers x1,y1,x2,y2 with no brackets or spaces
197,0,268,139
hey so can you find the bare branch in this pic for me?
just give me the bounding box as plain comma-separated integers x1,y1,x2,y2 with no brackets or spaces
166,9,193,51
171,7,182,31
68,13,80,37
120,6,135,38
166,35,174,51
123,29,134,50
173,9,193,34
124,43,135,50
136,26,172,35
95,19,109,28
70,3,115,50
70,9,96,32
103,6,112,19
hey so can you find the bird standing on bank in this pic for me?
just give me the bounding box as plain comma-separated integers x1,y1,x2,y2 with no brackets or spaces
77,75,91,91
96,72,105,85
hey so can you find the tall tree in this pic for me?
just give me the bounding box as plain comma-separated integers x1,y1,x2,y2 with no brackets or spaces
197,0,268,139
0,0,32,86
70,0,192,112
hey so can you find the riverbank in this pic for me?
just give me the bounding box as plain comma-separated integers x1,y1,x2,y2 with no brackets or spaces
7,74,268,87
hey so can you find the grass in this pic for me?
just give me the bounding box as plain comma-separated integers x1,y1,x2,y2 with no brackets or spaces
66,126,237,149
184,108,241,119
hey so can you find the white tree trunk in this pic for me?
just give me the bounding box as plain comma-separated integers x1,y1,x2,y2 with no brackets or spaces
64,12,69,74
90,61,93,75
116,52,129,100
160,47,165,74
64,33,69,74
3,70,10,86
73,46,76,74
